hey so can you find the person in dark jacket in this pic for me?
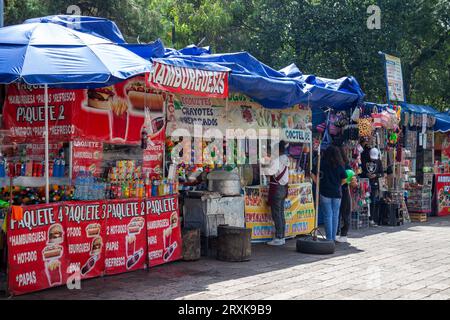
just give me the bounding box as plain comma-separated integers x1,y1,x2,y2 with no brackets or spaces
337,147,352,243
312,146,347,242
361,147,384,226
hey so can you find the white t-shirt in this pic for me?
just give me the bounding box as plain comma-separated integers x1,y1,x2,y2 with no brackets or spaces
267,154,289,186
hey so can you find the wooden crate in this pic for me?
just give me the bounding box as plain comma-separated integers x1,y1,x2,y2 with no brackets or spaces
409,213,428,223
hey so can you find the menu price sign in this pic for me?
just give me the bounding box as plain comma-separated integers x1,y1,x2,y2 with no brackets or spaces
63,201,106,281
145,195,182,267
143,127,166,179
384,54,405,102
436,174,450,217
72,140,104,177
103,199,147,275
7,204,69,296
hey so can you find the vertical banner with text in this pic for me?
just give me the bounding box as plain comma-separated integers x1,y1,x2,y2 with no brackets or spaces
63,201,107,281
7,203,69,296
145,195,182,267
103,199,147,275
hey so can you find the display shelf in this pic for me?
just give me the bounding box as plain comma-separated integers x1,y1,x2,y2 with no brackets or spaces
0,177,71,188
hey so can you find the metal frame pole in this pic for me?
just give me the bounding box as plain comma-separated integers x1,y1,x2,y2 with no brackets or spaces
44,84,50,204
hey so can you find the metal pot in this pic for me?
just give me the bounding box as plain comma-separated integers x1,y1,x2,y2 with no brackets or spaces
207,170,242,196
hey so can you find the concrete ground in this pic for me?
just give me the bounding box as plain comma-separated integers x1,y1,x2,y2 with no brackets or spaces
5,216,450,300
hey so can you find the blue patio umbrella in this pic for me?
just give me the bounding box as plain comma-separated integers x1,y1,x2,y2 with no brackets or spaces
0,22,153,202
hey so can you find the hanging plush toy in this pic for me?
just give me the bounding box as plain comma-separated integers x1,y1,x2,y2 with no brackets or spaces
389,131,399,145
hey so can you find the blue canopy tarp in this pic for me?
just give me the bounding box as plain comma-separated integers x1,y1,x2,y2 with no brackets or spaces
401,103,439,115
435,113,450,133
0,22,152,87
24,15,126,44
162,49,365,110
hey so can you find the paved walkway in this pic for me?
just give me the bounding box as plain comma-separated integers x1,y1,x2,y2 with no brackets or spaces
6,216,450,300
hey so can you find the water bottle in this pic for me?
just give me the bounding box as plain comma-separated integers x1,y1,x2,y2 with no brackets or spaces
60,157,66,178
0,155,6,178
54,158,60,177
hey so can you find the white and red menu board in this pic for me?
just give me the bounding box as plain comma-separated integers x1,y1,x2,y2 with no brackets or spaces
7,203,70,296
103,199,147,275
72,140,104,177
145,196,182,267
63,201,107,281
6,195,181,296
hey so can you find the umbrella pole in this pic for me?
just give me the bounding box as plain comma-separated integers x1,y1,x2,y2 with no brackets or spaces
314,140,322,233
44,84,50,204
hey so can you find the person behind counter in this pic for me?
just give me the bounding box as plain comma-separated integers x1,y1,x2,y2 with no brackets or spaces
312,145,347,242
265,141,290,246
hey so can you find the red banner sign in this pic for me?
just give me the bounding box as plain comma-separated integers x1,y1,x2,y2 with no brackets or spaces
3,84,77,143
146,61,229,98
63,201,106,281
72,140,104,177
143,127,166,179
7,203,70,296
103,199,147,275
145,196,182,267
3,76,165,145
436,174,450,217
6,195,180,296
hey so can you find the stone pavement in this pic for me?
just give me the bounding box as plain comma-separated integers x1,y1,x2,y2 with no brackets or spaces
6,216,450,300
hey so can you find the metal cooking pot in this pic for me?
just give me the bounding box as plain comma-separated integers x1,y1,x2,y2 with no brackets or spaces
207,170,242,196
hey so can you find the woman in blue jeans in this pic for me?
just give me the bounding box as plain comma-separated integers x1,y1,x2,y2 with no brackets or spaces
312,145,347,242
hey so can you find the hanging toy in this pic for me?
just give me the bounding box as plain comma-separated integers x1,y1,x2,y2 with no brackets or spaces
346,169,356,184
389,132,398,145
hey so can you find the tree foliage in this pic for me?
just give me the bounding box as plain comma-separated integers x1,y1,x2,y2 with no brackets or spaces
4,0,450,109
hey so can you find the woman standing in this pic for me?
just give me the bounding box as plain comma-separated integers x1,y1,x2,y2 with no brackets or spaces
312,145,347,242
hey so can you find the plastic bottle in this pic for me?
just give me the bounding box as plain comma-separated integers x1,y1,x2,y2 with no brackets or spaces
0,154,6,178
60,155,66,178
145,175,151,198
53,158,60,177
152,179,158,197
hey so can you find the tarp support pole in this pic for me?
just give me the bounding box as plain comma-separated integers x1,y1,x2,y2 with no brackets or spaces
69,141,73,183
44,84,50,204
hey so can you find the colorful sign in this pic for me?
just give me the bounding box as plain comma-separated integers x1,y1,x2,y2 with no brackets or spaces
7,195,181,296
145,196,182,267
63,201,106,281
72,140,104,177
103,199,147,275
7,203,69,296
166,93,312,137
142,127,166,179
384,54,405,102
3,76,164,145
245,183,316,242
436,174,450,217
146,61,229,99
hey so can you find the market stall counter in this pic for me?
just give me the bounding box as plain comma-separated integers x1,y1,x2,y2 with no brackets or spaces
6,194,182,296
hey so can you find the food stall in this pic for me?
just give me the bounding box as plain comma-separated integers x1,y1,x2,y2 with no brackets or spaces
0,76,184,296
0,21,182,296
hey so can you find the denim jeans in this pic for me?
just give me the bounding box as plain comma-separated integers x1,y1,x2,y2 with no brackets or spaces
320,195,342,241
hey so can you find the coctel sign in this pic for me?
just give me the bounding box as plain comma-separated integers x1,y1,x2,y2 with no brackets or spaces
282,129,312,143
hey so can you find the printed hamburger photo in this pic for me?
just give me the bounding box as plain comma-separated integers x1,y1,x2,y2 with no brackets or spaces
48,224,64,245
87,86,115,110
90,237,103,256
86,223,101,238
42,245,63,260
125,81,164,112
